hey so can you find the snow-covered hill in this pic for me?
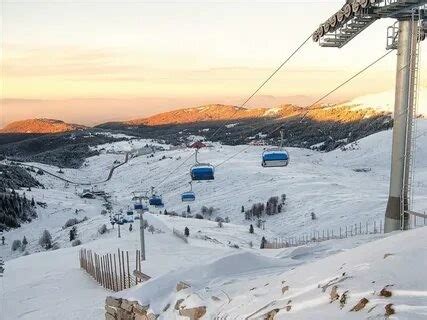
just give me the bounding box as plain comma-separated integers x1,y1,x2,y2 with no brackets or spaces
0,118,86,133
1,120,427,319
342,86,427,117
119,226,427,319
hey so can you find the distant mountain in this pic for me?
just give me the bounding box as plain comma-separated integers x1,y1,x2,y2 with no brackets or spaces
118,104,302,126
97,103,391,152
107,103,389,128
0,118,86,134
341,86,427,117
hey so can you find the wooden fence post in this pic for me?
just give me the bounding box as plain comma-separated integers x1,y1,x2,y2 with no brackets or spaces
118,249,123,290
121,250,126,289
127,251,131,288
106,254,110,290
114,254,118,291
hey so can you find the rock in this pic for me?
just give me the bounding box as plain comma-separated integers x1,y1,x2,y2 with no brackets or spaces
106,296,122,308
379,287,392,297
385,303,395,316
286,305,292,312
121,299,134,312
134,314,147,320
146,313,158,320
339,291,348,309
211,296,221,302
330,285,339,302
281,286,289,294
133,303,150,315
175,299,185,310
105,313,116,320
383,253,394,259
262,308,280,320
179,306,207,320
350,298,369,312
105,305,117,316
116,308,133,320
176,281,191,292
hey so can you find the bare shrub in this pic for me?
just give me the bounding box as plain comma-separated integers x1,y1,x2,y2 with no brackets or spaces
72,239,82,247
98,224,108,234
11,239,22,251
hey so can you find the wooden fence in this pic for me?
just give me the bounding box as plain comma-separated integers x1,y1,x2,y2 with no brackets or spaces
264,220,384,249
79,248,146,292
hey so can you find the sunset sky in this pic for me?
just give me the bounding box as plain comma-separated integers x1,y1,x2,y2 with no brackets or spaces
1,0,426,126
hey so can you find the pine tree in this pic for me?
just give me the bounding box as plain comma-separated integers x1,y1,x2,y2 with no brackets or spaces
69,226,77,241
249,224,254,234
187,205,191,213
241,206,244,213
22,236,28,246
260,236,266,249
184,227,190,237
31,197,35,207
39,230,52,249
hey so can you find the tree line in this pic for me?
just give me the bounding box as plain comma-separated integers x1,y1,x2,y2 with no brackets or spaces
0,191,37,230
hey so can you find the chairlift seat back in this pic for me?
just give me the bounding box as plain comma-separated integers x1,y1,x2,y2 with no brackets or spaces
134,203,148,211
181,191,196,202
191,164,215,181
149,196,164,207
262,150,289,167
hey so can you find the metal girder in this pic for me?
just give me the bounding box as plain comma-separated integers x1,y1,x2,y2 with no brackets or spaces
374,0,426,18
314,0,427,48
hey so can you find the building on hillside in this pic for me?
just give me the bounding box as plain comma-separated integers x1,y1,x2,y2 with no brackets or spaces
189,141,207,149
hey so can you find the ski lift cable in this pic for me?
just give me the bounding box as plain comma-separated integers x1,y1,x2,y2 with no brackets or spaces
215,145,252,168
207,34,313,141
154,151,196,189
213,49,395,169
268,49,395,136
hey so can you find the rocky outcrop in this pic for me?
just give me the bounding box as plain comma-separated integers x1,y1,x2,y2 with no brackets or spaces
108,281,208,319
105,296,156,320
179,306,207,320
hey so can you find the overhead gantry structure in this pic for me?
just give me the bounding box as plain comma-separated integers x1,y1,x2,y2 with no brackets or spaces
313,0,427,233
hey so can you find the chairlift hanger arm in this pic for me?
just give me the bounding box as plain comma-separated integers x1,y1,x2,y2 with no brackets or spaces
313,0,427,48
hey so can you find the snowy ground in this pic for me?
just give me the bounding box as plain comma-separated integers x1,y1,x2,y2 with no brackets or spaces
1,120,427,319
344,86,427,117
121,227,426,319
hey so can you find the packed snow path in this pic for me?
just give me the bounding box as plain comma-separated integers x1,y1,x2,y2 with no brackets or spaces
22,152,129,186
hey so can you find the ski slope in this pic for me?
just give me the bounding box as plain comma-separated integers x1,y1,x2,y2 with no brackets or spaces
119,226,427,319
1,120,427,319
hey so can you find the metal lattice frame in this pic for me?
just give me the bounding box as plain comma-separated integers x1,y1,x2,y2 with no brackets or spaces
313,0,427,48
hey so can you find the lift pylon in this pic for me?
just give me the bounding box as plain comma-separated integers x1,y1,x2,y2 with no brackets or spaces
313,1,427,232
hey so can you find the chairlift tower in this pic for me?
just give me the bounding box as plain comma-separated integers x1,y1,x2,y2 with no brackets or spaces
313,0,427,232
132,191,149,261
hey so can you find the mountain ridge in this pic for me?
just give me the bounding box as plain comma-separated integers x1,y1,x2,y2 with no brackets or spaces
123,104,303,126
1,103,388,134
0,118,86,134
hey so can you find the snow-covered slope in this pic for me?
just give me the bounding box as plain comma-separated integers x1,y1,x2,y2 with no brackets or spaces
343,86,427,117
1,120,427,320
119,226,427,319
